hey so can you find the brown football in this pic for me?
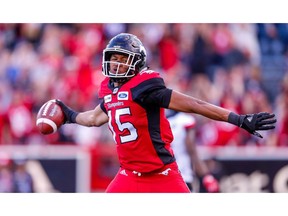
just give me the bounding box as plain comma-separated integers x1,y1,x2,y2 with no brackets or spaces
36,99,65,135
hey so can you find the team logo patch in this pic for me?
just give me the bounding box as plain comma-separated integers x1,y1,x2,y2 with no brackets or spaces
104,94,112,103
117,91,129,100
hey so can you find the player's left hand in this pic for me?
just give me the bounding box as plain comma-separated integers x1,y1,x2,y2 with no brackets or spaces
202,174,219,193
239,112,276,138
228,112,277,138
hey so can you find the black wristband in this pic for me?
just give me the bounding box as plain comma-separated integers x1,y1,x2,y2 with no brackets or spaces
228,112,240,126
69,111,79,123
61,104,79,123
56,99,79,124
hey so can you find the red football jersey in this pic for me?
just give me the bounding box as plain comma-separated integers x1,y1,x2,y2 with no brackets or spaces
99,70,175,173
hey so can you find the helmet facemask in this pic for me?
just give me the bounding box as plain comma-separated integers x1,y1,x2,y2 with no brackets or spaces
102,48,142,79
102,33,147,83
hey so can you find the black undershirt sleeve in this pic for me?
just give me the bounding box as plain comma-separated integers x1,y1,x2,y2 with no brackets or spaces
131,77,173,108
142,87,173,108
100,100,107,114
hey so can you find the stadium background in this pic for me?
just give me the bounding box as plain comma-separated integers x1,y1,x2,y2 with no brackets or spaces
0,23,287,192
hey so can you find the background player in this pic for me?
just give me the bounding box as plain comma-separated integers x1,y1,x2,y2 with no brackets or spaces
56,33,277,193
167,110,219,192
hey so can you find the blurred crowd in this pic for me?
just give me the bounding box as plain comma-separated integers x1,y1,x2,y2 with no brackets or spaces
0,153,33,192
0,23,287,147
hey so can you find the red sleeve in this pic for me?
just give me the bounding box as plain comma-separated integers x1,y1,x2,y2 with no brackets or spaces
98,77,110,99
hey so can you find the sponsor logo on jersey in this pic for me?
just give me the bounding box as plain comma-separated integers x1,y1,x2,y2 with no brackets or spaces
117,91,129,100
104,94,112,103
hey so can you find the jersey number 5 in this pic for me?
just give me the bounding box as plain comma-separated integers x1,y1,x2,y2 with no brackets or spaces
108,108,138,143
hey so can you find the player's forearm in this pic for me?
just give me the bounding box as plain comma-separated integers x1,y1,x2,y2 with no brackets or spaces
76,107,108,127
56,100,108,127
190,98,231,121
169,91,230,122
75,111,96,126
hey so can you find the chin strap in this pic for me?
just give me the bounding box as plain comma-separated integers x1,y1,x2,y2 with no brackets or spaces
110,77,130,84
109,70,137,84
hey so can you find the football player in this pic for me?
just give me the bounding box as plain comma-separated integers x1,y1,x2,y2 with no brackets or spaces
56,33,276,192
167,110,219,192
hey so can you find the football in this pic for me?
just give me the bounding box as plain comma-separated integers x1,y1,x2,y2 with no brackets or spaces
36,99,65,135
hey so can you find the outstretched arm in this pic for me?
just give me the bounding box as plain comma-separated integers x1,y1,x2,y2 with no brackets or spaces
75,105,108,127
168,90,277,138
169,90,230,121
56,100,108,127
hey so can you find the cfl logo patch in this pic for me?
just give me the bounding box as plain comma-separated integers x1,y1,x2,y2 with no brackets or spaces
117,91,129,100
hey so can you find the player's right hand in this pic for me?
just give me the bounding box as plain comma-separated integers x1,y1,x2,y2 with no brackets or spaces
55,99,78,124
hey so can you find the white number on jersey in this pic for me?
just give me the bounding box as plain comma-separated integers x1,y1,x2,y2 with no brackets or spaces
108,108,138,144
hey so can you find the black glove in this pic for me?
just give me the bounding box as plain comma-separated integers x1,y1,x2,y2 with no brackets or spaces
228,112,277,138
56,99,79,124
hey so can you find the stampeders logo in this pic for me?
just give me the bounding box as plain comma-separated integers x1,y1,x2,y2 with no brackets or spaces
107,101,124,109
